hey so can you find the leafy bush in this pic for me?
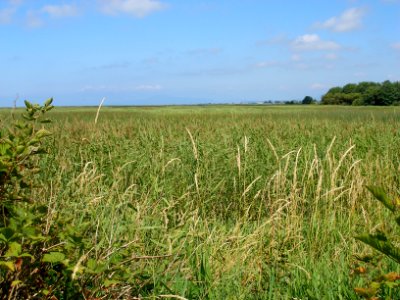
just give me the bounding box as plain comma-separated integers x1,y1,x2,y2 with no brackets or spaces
0,99,53,208
354,186,400,299
0,100,142,299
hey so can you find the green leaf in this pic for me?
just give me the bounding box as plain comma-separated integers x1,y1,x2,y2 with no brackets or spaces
86,258,97,271
19,253,34,259
5,242,22,257
16,145,25,154
0,261,15,271
24,100,32,109
35,129,51,139
45,105,54,112
367,185,395,212
356,234,400,264
11,280,22,287
0,143,10,155
44,98,53,107
395,216,400,228
104,279,121,287
42,252,65,263
0,228,15,242
373,230,388,241
85,258,107,274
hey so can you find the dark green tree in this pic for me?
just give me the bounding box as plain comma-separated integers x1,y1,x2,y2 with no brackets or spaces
342,83,358,94
321,81,400,106
301,96,315,104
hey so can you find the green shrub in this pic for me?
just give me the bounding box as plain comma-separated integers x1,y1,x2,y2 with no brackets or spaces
354,186,400,299
0,100,142,299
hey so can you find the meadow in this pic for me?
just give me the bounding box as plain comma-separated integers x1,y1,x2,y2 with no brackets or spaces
2,104,400,299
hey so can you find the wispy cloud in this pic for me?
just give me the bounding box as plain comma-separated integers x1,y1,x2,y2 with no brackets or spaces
310,83,329,90
7,0,23,5
24,4,79,28
89,62,131,70
99,0,167,18
315,7,367,32
256,34,289,47
134,84,162,91
291,54,302,62
0,7,16,24
186,48,222,56
41,4,78,18
81,83,162,92
26,11,44,28
392,42,400,50
253,60,280,69
325,53,338,60
291,34,341,51
179,66,246,77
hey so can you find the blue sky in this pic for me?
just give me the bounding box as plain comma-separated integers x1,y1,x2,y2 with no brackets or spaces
0,0,399,106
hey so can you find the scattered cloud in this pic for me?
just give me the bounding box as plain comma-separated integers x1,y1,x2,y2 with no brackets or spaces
291,54,301,62
81,83,162,92
8,55,21,61
392,42,400,50
354,71,367,77
1,2,78,27
310,83,328,90
179,66,246,77
134,84,162,91
291,34,341,51
254,60,280,69
186,48,222,56
26,11,44,28
315,7,366,32
99,0,166,17
387,74,400,81
7,0,23,5
256,34,289,47
90,62,131,70
325,53,338,60
142,57,160,65
0,7,16,24
41,4,78,18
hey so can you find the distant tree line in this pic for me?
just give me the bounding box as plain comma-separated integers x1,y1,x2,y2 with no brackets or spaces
321,80,400,106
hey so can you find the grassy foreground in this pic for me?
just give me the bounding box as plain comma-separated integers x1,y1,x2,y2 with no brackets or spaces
2,104,400,299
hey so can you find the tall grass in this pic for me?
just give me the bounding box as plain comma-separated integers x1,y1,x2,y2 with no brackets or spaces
2,105,399,298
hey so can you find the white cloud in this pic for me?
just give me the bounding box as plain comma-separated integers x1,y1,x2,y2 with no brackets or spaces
254,61,279,68
81,84,162,92
354,72,367,77
99,0,166,17
256,34,289,46
187,48,221,56
291,34,341,51
325,53,338,60
392,42,400,50
134,84,162,91
0,7,16,24
310,83,328,90
42,4,78,18
8,0,23,5
316,7,366,32
291,54,301,61
26,11,44,28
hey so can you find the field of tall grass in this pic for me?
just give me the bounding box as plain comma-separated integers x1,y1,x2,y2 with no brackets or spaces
2,104,400,299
